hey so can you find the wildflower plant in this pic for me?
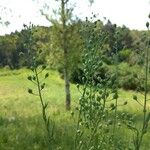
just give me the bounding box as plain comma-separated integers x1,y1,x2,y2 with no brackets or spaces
24,24,55,150
74,16,128,150
124,16,150,150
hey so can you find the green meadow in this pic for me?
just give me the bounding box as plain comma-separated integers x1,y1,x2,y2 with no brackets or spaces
0,68,150,150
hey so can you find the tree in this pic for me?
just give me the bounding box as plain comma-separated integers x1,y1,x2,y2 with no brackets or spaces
40,0,85,110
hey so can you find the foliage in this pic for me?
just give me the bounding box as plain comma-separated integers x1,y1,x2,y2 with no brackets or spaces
73,16,129,150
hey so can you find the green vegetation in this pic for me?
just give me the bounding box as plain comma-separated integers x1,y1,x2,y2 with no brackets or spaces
1,1,150,149
0,68,149,150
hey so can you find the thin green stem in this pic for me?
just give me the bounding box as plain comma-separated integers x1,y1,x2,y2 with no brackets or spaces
35,68,53,150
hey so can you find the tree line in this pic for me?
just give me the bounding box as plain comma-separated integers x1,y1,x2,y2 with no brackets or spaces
0,20,146,69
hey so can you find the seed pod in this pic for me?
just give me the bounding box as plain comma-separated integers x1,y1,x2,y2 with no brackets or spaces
45,73,49,79
28,88,33,94
27,76,32,81
124,101,128,105
42,65,46,70
76,84,80,89
71,111,74,116
146,22,149,28
133,95,137,101
41,83,45,90
113,93,118,99
32,76,36,81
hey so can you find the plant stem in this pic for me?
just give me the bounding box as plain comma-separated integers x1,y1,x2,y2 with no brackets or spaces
135,28,149,150
35,68,53,149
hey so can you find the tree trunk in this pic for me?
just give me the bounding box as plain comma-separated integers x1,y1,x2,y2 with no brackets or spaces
64,65,71,110
61,0,71,110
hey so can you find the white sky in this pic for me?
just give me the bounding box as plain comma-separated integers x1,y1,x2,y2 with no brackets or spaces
0,0,150,35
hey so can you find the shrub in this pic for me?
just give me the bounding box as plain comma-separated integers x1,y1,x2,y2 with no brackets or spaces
118,49,132,62
120,73,141,90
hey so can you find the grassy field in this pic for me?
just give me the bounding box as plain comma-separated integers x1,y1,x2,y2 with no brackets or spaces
0,68,150,150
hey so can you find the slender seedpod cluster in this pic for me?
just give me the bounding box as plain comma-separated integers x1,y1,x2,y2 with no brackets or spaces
74,16,129,150
24,24,55,150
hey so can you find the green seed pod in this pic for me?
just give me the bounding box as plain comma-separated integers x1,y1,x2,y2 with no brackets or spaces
133,95,137,101
41,83,45,90
146,22,149,28
45,73,49,79
32,76,36,81
27,76,32,81
42,65,46,70
71,111,74,116
76,84,80,89
113,93,118,99
123,101,128,105
97,96,101,102
28,88,33,94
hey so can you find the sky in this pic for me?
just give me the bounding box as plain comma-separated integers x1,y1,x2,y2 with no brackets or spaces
0,0,150,35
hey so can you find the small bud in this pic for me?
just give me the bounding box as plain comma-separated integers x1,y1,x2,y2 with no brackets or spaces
113,93,118,99
42,65,46,70
45,73,49,78
32,76,36,81
27,76,32,81
148,14,150,19
146,22,149,28
124,101,128,105
71,111,74,116
28,88,33,94
41,83,45,90
133,95,137,101
76,84,80,89
23,24,27,28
